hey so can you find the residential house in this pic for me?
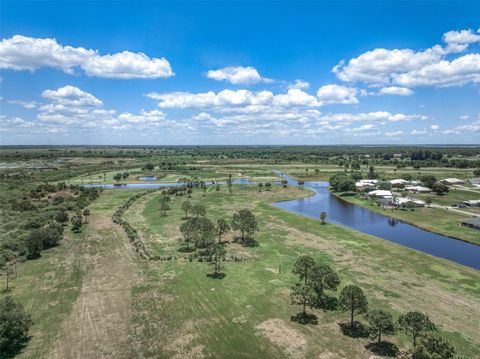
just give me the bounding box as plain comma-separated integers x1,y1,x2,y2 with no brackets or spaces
441,178,465,185
404,185,432,193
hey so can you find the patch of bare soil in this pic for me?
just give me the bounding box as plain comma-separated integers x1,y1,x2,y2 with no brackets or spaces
48,214,138,359
165,320,205,359
256,318,306,359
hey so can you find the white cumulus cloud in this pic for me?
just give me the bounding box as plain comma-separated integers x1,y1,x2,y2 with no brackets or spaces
316,84,358,105
0,35,174,79
205,66,271,85
287,79,310,90
333,28,480,88
378,86,414,96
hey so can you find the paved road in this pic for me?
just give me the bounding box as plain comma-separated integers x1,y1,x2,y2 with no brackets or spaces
431,203,479,217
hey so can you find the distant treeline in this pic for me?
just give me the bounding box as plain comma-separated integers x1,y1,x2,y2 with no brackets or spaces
1,146,479,168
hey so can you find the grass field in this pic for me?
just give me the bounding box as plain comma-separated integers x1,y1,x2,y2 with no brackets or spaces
123,185,480,358
3,184,479,358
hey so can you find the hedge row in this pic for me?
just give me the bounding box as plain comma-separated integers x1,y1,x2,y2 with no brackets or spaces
112,189,160,260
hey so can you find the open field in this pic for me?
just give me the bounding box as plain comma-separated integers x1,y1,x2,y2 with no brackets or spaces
2,184,479,358
122,185,480,358
1,146,480,359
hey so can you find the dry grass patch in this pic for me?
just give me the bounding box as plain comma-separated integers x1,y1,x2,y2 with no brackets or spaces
257,318,307,359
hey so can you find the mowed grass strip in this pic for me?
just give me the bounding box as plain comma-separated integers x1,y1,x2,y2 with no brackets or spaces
125,184,480,358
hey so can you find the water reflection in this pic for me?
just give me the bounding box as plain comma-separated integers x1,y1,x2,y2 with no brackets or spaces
273,173,480,270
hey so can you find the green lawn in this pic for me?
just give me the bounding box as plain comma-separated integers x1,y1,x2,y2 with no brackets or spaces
123,184,480,358
412,188,480,206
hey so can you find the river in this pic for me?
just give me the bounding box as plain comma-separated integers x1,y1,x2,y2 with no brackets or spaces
273,172,480,270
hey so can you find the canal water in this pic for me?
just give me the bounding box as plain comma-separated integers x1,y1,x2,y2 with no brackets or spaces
273,172,480,270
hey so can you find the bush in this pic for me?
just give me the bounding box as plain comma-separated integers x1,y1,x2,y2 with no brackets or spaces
0,296,32,357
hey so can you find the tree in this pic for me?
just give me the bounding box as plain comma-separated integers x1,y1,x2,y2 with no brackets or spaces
231,209,258,242
195,217,215,248
216,219,231,244
180,219,196,250
40,223,63,249
425,197,432,208
292,255,316,285
265,182,272,191
122,172,130,179
338,179,356,194
432,182,449,195
310,263,340,306
209,243,226,277
258,182,264,191
187,188,193,198
215,184,220,192
350,172,363,181
330,173,349,191
82,208,90,223
420,175,437,189
320,212,327,224
0,256,14,291
281,179,288,188
113,173,122,181
368,165,377,179
192,204,206,218
365,309,395,344
378,181,392,190
55,210,69,225
290,282,316,317
181,200,192,218
144,163,155,171
71,214,83,232
298,180,305,188
339,285,368,328
0,296,32,357
180,217,215,249
413,332,455,359
24,232,43,259
398,311,436,349
160,195,171,204
160,201,170,216
474,168,480,176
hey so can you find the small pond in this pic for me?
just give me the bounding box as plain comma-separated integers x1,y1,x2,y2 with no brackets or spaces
138,176,157,181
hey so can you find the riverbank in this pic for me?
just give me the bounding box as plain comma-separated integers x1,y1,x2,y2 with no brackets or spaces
331,191,480,246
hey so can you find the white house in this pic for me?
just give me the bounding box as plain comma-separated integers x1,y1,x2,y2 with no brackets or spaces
367,190,393,198
405,185,432,193
389,179,408,186
395,197,425,208
355,179,379,191
442,178,465,185
462,199,480,207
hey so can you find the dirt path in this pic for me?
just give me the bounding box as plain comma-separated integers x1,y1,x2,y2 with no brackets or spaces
48,212,138,359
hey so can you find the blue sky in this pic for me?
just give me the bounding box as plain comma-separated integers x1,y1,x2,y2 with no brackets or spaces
1,1,479,145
